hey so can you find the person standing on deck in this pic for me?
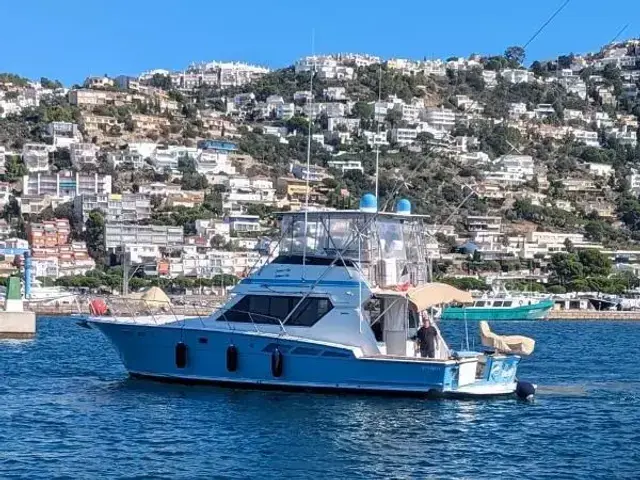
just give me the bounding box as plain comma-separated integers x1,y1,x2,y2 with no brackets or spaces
415,312,438,358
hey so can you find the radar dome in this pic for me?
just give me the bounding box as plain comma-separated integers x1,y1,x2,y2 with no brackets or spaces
396,198,411,215
359,193,377,212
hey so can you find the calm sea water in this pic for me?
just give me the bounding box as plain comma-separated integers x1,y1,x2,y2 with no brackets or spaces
1,318,640,479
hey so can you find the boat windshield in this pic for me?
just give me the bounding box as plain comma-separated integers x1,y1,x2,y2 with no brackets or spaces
278,211,429,287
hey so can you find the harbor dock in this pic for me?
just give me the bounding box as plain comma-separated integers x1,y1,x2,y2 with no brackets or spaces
547,310,640,320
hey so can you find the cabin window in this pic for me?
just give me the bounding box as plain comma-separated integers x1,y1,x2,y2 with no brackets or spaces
502,301,513,307
222,295,333,327
474,301,485,307
493,301,504,307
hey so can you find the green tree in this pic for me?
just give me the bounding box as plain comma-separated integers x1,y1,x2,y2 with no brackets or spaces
147,74,173,90
549,253,584,285
385,109,403,129
285,115,310,134
3,155,28,182
40,77,63,89
504,46,526,67
181,172,208,190
577,249,611,277
52,147,72,170
352,102,374,120
85,210,106,265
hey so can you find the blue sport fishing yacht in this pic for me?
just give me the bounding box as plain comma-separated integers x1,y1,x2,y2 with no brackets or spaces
88,196,536,399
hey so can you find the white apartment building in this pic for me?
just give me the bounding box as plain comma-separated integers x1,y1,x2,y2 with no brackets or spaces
392,128,419,146
324,87,347,101
195,219,231,241
396,103,422,123
534,104,556,119
501,69,535,84
293,91,313,103
362,130,389,147
70,142,99,168
564,109,585,122
196,150,231,175
170,249,266,278
497,155,535,179
172,62,269,89
572,129,600,147
458,151,490,165
327,117,360,132
80,114,121,136
22,143,50,172
628,170,640,194
251,178,274,191
152,146,198,171
46,122,80,148
22,171,112,200
122,244,161,265
74,193,152,224
559,76,587,99
482,70,498,88
302,102,345,118
275,103,295,120
294,56,354,80
421,60,447,77
0,182,11,207
0,146,5,175
422,107,456,130
84,76,115,89
229,215,261,235
138,182,182,196
227,176,251,190
526,231,584,246
592,111,613,129
107,150,146,169
221,175,276,209
509,103,528,119
483,170,527,187
104,223,184,249
608,127,638,147
327,160,363,173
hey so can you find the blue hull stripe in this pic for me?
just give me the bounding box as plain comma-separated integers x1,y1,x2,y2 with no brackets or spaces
240,278,362,288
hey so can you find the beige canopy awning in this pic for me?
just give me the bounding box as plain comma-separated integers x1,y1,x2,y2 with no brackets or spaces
139,286,171,309
406,282,473,311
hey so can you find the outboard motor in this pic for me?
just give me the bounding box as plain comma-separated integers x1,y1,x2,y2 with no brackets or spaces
516,381,536,401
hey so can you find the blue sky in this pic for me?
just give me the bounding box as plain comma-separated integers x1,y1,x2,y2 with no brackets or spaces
2,0,639,85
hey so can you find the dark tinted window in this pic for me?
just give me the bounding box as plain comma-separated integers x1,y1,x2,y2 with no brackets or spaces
222,295,333,327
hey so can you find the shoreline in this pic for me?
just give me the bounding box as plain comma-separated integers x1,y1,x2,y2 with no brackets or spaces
547,310,640,320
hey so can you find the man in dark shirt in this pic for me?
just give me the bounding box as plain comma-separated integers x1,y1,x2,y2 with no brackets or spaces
415,314,438,358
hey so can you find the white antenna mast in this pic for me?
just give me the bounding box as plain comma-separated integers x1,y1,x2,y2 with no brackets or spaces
302,29,315,276
374,64,382,210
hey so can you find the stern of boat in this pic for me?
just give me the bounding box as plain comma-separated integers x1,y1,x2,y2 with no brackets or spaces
443,353,520,397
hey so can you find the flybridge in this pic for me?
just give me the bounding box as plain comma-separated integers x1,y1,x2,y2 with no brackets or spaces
277,195,431,289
